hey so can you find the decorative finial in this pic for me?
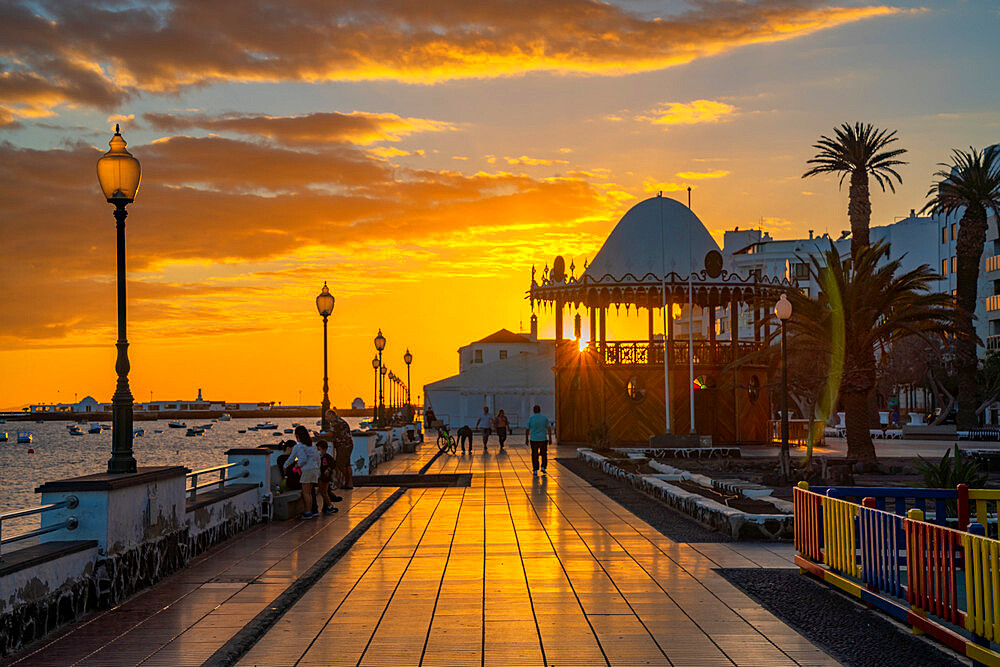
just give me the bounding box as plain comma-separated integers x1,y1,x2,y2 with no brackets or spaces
115,123,120,134
569,259,575,279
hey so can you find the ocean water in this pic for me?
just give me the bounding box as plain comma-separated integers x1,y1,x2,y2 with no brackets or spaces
0,416,364,542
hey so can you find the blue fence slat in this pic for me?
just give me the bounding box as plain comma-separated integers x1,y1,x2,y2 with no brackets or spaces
858,506,905,598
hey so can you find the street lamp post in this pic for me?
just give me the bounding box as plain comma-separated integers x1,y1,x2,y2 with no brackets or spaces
775,293,793,479
371,356,379,426
97,124,141,475
316,282,335,432
380,364,388,424
404,349,412,421
374,329,386,425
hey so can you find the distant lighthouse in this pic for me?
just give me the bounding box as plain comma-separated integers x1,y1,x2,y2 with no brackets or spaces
197,388,202,401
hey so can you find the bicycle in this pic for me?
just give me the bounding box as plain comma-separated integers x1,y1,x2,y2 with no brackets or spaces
437,426,457,454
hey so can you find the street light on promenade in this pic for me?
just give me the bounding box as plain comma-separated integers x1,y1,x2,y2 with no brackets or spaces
404,349,413,420
380,364,388,424
374,330,386,424
315,282,335,432
389,372,396,416
775,293,793,479
371,356,379,426
96,124,141,474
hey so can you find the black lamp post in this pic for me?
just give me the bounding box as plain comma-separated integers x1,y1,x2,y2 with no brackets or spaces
374,329,386,424
316,282,335,432
97,124,141,475
775,293,793,479
404,349,412,420
389,372,396,416
371,356,379,426
380,364,387,424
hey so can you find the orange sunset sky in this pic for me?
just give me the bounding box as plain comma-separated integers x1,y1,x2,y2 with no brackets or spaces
1,0,998,411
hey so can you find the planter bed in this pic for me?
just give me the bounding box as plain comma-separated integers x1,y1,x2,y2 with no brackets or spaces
578,448,792,540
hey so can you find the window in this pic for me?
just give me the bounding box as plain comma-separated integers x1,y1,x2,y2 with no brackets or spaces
499,350,508,360
952,223,957,241
626,376,645,401
474,349,483,363
942,258,949,276
748,375,761,403
943,227,948,244
801,287,811,298
952,256,957,273
794,262,809,280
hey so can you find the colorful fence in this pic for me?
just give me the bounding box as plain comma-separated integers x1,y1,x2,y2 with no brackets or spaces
794,482,1000,666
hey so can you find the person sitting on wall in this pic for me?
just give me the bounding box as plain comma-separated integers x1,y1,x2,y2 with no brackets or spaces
275,440,301,491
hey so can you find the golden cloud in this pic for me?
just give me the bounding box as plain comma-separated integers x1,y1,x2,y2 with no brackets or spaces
143,111,454,145
0,1,906,114
504,155,570,166
641,100,738,126
676,169,731,179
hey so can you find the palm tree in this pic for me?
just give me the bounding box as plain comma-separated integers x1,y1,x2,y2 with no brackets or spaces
803,122,908,259
788,240,956,463
923,146,1000,430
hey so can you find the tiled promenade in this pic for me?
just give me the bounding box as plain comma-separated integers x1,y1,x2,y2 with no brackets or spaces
8,444,836,666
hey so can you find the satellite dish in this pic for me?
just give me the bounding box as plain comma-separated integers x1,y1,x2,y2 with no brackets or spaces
704,250,723,278
551,255,566,282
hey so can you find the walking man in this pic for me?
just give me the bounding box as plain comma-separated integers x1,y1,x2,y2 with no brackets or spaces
526,404,552,476
476,405,493,452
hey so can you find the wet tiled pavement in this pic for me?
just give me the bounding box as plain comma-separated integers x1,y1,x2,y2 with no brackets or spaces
8,444,836,666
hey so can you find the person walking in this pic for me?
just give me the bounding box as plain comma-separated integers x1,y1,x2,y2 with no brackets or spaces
494,409,510,451
477,405,493,452
526,405,552,476
286,426,321,518
326,409,354,490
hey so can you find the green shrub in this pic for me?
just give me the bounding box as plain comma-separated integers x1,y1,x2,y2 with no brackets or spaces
916,445,987,489
588,422,612,452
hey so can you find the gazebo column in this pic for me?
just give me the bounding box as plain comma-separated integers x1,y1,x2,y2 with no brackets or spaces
666,295,674,366
589,307,597,346
708,302,716,345
599,306,607,352
647,306,655,364
555,299,564,341
730,299,739,346
753,304,761,343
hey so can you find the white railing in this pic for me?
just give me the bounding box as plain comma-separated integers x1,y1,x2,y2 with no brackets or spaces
186,459,249,502
0,496,79,557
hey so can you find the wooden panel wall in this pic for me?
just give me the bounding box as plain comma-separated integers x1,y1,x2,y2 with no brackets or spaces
555,342,770,446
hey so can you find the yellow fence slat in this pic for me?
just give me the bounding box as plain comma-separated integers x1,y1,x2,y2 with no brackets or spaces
822,496,859,578
964,531,1000,640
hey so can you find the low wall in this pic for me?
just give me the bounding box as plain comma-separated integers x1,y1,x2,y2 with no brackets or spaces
577,448,792,540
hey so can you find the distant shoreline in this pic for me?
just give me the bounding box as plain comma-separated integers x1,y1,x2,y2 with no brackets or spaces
0,407,379,422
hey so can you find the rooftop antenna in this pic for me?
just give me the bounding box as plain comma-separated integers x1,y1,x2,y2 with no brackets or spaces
687,186,691,210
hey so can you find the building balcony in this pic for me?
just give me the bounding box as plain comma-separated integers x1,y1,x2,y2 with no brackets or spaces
988,295,1000,312
987,255,1000,273
989,335,1000,351
585,340,766,366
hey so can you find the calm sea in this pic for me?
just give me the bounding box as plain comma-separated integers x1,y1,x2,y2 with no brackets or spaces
0,416,364,542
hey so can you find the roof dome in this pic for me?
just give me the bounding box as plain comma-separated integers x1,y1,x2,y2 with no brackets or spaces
584,196,727,280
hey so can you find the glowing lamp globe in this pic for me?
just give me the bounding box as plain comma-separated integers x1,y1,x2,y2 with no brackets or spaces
374,329,386,351
315,282,335,317
372,356,380,370
380,365,387,376
404,349,412,365
775,294,793,321
97,125,141,202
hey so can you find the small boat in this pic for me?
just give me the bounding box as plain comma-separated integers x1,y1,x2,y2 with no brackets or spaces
0,432,8,442
17,431,33,444
185,427,205,436
133,428,145,436
238,429,247,433
153,429,163,434
197,423,213,430
218,413,232,421
283,428,293,434
247,426,258,431
69,425,83,436
256,422,278,430
168,421,187,428
88,424,103,434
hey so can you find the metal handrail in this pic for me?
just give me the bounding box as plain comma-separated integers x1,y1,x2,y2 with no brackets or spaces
187,459,249,502
0,495,79,555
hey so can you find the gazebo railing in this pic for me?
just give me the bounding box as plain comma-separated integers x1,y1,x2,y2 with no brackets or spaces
586,340,766,366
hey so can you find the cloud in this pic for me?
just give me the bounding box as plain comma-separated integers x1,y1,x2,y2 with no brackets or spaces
504,155,570,166
642,179,690,193
640,100,738,126
676,169,730,179
143,111,454,145
0,134,613,347
0,1,906,114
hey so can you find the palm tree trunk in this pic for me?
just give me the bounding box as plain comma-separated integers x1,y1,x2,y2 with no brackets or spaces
842,388,876,463
848,169,871,258
955,206,988,430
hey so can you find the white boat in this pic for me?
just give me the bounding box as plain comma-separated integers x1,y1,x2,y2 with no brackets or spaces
197,423,214,430
17,431,33,444
185,427,205,436
283,428,293,434
218,413,232,421
88,424,103,434
256,422,277,430
69,425,83,436
168,421,187,428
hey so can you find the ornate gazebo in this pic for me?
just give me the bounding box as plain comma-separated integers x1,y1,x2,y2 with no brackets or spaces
529,195,790,445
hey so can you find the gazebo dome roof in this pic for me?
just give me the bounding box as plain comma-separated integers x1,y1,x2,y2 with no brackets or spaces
584,195,728,281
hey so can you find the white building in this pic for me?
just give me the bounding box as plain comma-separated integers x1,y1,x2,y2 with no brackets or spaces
351,397,366,410
424,322,555,429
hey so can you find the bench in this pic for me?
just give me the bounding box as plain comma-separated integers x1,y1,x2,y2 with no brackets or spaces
269,464,304,520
